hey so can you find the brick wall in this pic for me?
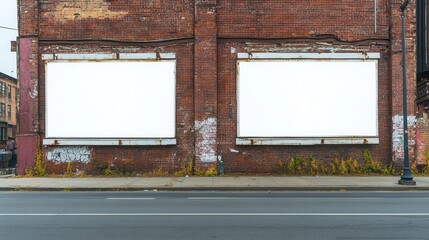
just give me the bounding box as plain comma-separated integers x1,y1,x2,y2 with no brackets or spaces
416,111,429,166
17,0,418,174
38,0,194,41
38,44,195,174
217,42,392,172
218,0,390,40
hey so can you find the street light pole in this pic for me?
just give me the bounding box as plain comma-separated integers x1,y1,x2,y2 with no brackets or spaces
398,0,416,185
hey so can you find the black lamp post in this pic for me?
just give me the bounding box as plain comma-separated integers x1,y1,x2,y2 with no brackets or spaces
398,0,416,185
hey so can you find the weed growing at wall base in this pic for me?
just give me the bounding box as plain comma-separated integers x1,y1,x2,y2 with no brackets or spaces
143,167,170,177
279,148,398,176
174,160,218,177
418,150,429,175
281,155,319,175
26,136,46,177
66,161,73,176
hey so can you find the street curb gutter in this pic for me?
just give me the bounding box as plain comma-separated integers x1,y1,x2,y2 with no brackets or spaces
1,186,428,192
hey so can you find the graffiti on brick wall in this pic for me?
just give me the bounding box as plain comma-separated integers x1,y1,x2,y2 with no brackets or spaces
195,117,217,162
392,115,416,161
46,147,91,163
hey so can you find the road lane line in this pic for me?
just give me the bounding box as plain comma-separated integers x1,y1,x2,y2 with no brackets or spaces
1,213,429,216
187,197,393,200
188,197,268,200
106,198,155,200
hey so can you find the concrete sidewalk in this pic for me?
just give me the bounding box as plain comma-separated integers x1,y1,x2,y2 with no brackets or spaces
1,176,429,191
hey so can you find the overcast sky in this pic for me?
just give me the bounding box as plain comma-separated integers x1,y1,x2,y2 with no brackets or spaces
0,0,18,78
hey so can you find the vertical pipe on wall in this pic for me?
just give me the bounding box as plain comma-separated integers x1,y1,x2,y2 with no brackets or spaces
416,0,425,73
374,0,377,33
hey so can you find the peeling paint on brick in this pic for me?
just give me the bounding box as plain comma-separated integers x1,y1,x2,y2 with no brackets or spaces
48,0,128,22
244,43,375,55
230,148,239,153
46,147,91,163
392,115,416,162
29,83,38,98
170,153,177,164
195,118,217,163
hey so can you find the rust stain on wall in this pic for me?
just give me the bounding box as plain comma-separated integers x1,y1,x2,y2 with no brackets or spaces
48,0,128,22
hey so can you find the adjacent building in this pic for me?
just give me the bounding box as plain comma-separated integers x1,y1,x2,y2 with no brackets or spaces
0,72,17,145
17,0,424,175
416,0,429,167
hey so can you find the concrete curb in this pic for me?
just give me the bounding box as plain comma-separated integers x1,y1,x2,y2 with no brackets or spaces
2,176,429,192
0,174,15,178
1,186,428,192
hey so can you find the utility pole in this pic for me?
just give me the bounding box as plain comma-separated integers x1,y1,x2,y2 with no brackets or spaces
398,0,416,185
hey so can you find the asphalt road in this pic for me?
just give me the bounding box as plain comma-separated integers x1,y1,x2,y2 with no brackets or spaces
1,191,429,240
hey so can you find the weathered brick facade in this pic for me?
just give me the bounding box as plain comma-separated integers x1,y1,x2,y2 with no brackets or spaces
17,0,420,175
0,73,18,144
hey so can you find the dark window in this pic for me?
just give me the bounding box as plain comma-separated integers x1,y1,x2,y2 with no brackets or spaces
0,103,5,117
1,83,6,98
7,85,11,100
7,105,11,120
0,127,6,142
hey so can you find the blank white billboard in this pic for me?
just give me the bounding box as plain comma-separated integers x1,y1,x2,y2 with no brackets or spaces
237,60,378,138
45,61,176,138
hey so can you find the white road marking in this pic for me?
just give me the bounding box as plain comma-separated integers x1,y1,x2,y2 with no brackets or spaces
187,197,393,200
188,197,268,200
1,213,429,216
106,198,155,200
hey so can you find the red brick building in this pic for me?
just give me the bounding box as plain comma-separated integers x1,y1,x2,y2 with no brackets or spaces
17,0,422,175
0,72,17,144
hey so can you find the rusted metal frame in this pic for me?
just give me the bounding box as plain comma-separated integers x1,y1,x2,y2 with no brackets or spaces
43,139,176,146
41,53,178,145
38,38,195,47
236,138,379,146
217,36,390,46
235,53,380,144
41,53,176,61
237,52,381,60
38,37,389,47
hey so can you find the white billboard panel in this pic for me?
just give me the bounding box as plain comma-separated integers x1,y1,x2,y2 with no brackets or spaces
237,60,378,138
45,61,176,138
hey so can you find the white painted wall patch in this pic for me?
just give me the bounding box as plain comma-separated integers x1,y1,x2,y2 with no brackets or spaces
195,118,217,163
230,148,239,153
